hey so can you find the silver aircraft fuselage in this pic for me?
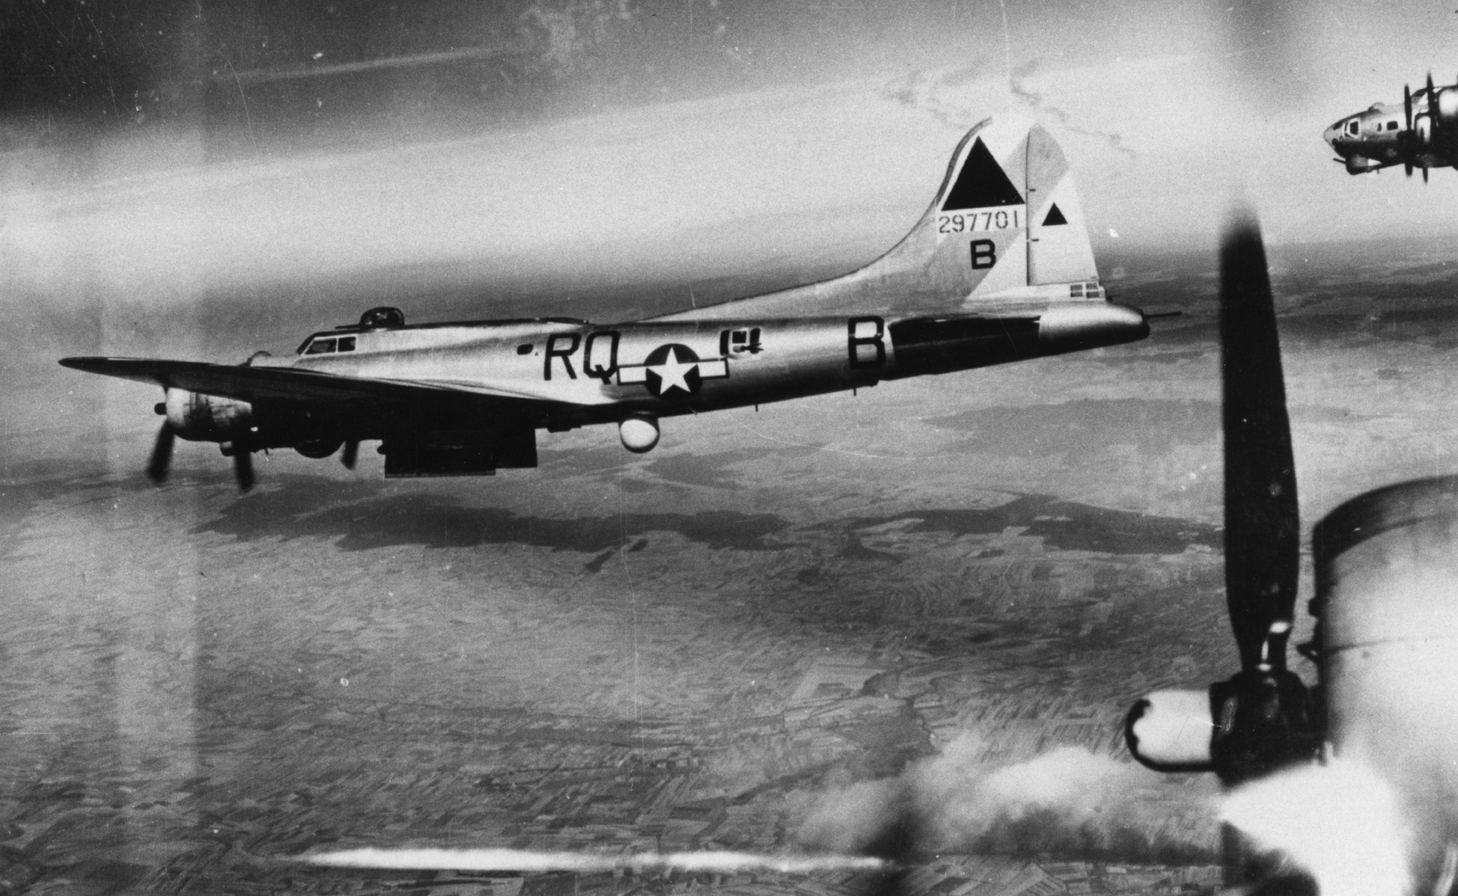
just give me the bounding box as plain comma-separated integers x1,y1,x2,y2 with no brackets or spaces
265,300,1147,431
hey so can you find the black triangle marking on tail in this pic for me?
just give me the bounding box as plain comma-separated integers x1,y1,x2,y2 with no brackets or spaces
942,138,1024,210
1042,203,1069,226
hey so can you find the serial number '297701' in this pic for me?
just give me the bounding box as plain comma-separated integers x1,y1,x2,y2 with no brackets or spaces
937,209,1021,234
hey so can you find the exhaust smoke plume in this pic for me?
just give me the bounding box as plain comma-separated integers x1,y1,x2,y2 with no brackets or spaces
1222,759,1410,896
796,733,1218,864
304,847,887,874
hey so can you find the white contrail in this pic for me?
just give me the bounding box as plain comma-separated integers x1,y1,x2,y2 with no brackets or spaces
303,847,889,875
212,47,525,85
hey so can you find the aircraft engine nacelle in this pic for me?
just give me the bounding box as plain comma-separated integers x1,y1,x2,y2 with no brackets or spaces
1437,87,1458,125
1416,116,1434,149
1127,668,1318,781
162,388,255,443
1313,476,1458,888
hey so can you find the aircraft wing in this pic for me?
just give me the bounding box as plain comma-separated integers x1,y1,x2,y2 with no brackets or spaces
57,357,554,410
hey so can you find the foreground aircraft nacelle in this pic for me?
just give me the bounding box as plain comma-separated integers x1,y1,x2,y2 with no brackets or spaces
61,117,1150,491
1124,674,1317,778
1129,477,1458,891
1310,478,1458,889
1123,212,1458,893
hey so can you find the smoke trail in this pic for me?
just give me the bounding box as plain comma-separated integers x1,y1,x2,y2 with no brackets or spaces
304,847,888,874
1222,759,1410,896
1007,60,1136,159
995,0,1013,92
796,732,1219,865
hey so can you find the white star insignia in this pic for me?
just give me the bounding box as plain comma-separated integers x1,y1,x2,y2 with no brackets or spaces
649,346,696,395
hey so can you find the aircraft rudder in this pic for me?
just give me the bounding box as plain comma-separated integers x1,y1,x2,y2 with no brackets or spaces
1025,123,1100,287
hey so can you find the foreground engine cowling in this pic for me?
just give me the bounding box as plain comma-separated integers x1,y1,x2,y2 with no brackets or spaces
161,388,255,442
1313,475,1458,889
1127,670,1318,782
1125,688,1216,772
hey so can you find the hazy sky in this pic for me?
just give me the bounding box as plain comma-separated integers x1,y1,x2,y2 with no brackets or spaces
4,0,1458,357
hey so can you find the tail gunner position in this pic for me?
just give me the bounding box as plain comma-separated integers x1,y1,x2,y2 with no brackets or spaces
62,117,1148,489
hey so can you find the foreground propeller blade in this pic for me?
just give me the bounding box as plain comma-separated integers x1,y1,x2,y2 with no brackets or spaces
1219,210,1299,673
146,424,176,485
341,439,359,470
1406,83,1414,131
233,450,256,493
857,804,916,896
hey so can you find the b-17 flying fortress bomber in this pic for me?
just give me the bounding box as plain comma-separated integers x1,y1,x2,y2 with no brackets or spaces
62,117,1149,490
1325,72,1458,180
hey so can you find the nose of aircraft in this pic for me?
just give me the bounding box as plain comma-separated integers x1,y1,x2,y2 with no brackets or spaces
1323,124,1343,153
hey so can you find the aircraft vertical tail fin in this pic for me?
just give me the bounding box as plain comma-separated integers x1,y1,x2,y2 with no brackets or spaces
654,117,1107,321
1024,124,1100,287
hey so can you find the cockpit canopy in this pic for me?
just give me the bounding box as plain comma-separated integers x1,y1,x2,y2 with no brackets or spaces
297,307,408,354
299,334,357,355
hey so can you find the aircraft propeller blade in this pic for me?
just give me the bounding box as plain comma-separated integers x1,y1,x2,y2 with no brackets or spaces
1126,213,1320,890
1403,83,1417,176
233,450,256,493
341,439,360,470
146,423,176,485
1424,165,1430,183
1219,211,1299,674
853,798,916,896
1428,73,1443,162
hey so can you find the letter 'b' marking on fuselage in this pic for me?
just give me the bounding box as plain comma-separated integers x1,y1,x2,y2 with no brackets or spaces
848,317,886,368
970,239,996,270
544,333,581,380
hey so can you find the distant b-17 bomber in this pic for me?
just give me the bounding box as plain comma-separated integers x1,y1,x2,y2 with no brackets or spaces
1325,72,1458,180
62,117,1148,491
